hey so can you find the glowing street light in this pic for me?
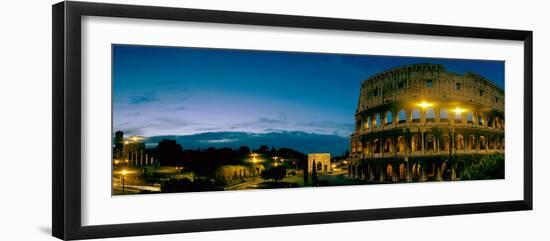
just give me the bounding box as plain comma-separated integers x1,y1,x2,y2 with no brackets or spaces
417,101,434,109
121,169,128,195
272,156,279,166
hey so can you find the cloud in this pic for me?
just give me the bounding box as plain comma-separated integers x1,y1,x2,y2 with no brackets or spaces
257,117,287,124
296,120,354,130
129,92,158,104
200,138,238,143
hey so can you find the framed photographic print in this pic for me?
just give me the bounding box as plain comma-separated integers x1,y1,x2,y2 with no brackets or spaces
52,1,533,240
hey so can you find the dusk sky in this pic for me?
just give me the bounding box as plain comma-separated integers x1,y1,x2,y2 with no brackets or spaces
112,44,504,139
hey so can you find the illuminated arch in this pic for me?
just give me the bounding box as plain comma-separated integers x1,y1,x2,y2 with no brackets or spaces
398,109,407,123
411,108,421,122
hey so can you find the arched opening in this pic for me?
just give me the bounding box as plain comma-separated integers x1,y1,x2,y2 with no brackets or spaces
386,164,394,181
364,116,371,129
495,117,501,129
467,112,474,124
316,161,322,171
441,162,448,180
398,109,407,124
372,139,380,153
478,113,484,126
399,163,406,180
411,163,422,180
454,111,463,123
411,135,421,152
385,111,393,125
467,135,476,151
488,116,494,128
441,135,451,151
425,134,436,151
384,138,392,153
375,113,381,128
324,165,328,172
479,136,487,151
362,141,370,154
456,135,464,150
397,136,406,152
355,119,362,131
440,108,449,122
411,108,421,122
425,108,435,122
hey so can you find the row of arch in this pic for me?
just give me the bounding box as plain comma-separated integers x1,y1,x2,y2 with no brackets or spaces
347,160,460,182
356,108,504,131
351,134,504,155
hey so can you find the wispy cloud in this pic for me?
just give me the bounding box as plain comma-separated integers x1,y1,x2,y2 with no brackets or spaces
200,138,238,143
129,92,158,104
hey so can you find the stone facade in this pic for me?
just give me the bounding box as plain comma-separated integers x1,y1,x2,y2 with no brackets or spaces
349,63,504,182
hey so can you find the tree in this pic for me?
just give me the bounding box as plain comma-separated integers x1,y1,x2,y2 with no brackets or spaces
270,146,277,156
461,153,504,180
257,145,270,154
303,158,309,185
156,139,183,166
311,160,318,186
238,146,251,156
260,166,287,182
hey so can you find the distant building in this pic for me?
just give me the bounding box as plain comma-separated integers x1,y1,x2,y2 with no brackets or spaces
112,131,154,166
308,153,332,173
113,131,124,159
215,165,265,180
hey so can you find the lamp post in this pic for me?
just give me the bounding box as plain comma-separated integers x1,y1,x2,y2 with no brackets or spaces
251,153,258,180
121,169,128,195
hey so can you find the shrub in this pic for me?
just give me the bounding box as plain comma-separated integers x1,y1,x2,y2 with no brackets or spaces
461,153,504,180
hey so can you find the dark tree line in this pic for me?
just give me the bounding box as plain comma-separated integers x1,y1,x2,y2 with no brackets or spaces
148,139,307,177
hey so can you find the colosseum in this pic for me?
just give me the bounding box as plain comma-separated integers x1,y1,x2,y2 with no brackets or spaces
348,63,504,182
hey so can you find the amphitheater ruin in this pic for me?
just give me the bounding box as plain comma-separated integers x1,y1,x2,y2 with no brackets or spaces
348,63,504,182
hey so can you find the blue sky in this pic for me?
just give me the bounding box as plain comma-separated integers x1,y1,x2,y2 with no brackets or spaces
113,44,504,138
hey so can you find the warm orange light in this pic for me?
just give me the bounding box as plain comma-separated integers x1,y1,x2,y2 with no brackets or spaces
453,107,466,114
114,160,119,165
417,101,434,108
121,169,128,176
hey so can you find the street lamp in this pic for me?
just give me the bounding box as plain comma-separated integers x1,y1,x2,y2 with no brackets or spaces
121,169,128,195
251,153,258,177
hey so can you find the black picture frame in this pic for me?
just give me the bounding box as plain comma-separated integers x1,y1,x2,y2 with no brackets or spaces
52,1,533,240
